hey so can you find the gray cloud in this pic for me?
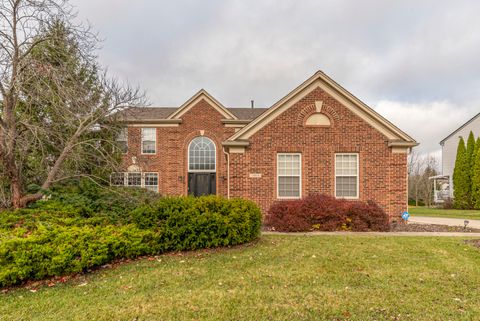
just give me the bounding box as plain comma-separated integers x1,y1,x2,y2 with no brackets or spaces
71,0,480,156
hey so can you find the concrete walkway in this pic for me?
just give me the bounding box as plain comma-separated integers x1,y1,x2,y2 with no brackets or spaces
409,216,480,228
263,231,480,237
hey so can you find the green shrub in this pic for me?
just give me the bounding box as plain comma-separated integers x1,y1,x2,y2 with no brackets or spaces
0,194,261,287
131,196,262,250
30,178,161,223
0,224,159,287
453,137,470,209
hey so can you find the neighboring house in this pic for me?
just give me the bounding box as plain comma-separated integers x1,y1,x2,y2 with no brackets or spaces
433,112,480,202
115,71,417,219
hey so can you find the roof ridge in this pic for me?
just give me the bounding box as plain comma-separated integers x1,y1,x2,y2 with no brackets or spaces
440,111,480,145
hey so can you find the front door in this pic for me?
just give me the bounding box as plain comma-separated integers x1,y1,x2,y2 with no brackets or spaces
188,173,216,196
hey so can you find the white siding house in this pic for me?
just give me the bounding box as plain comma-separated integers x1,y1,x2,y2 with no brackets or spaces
437,112,480,200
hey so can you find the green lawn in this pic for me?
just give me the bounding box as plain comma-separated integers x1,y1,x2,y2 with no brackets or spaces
1,235,480,321
409,206,480,220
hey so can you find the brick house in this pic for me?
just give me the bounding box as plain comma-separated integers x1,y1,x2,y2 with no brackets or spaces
115,71,417,219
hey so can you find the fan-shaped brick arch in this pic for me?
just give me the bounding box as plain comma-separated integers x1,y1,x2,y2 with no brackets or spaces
296,101,340,127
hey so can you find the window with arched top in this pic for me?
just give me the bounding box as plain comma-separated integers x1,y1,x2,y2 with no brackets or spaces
188,137,216,172
305,113,331,126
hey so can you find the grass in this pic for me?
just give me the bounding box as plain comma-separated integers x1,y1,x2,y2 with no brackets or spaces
1,235,480,321
409,206,480,220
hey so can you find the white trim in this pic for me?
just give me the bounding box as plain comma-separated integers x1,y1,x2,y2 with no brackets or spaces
167,89,237,120
229,146,245,154
129,123,180,128
334,153,359,199
277,153,302,199
141,127,157,155
110,171,159,193
127,172,142,187
116,128,128,154
227,71,417,146
187,136,217,173
143,172,159,192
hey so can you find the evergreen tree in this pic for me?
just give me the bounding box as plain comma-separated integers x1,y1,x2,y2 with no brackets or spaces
465,131,476,207
0,2,143,208
453,137,469,209
473,138,480,209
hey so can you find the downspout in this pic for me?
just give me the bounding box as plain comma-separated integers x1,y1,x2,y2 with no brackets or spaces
222,147,230,199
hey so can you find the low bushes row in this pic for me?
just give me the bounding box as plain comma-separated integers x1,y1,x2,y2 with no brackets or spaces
265,194,389,232
0,189,262,287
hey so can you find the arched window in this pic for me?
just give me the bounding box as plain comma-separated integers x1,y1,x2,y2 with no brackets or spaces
188,137,216,172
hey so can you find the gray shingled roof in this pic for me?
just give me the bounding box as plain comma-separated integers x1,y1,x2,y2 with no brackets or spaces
228,107,268,119
119,106,268,121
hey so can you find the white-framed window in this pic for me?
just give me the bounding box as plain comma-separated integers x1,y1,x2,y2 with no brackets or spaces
335,153,359,199
277,153,301,199
188,136,216,172
144,172,159,192
111,172,125,186
116,128,128,154
141,128,156,154
127,172,142,186
110,172,158,193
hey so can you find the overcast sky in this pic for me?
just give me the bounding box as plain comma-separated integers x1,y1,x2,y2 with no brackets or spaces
71,0,480,157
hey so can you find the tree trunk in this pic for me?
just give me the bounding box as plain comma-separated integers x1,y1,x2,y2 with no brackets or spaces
18,193,43,208
11,178,22,209
15,130,83,208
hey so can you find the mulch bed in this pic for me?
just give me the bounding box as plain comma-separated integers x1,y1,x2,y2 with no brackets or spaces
391,223,480,233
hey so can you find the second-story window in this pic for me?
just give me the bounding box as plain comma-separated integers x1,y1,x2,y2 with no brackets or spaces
116,128,128,154
141,128,156,154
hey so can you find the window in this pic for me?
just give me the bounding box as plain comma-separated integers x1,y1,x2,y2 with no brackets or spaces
110,172,159,193
141,128,156,154
277,153,301,198
335,153,359,198
116,128,128,154
127,172,141,186
144,173,158,192
188,137,216,172
111,172,125,186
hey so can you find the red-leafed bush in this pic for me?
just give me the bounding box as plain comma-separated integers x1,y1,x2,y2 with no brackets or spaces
345,200,390,232
265,194,389,232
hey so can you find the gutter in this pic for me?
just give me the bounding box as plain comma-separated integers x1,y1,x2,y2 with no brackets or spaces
120,119,183,125
221,119,251,125
222,140,250,147
222,147,230,199
387,140,419,148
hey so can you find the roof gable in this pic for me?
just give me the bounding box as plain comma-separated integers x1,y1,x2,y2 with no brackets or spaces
167,89,237,120
440,112,480,145
227,71,417,146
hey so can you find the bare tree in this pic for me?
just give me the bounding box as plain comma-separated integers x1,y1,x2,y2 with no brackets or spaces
408,150,439,207
0,0,144,208
408,150,422,206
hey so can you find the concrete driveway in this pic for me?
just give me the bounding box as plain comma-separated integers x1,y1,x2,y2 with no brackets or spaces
409,216,480,229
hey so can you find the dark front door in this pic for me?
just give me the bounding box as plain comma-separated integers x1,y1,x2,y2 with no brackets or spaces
188,173,216,196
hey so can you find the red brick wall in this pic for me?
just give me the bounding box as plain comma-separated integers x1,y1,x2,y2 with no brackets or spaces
122,89,408,220
121,99,235,196
229,87,408,220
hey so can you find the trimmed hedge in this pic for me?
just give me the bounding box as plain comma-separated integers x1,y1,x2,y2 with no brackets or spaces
0,195,261,287
265,194,389,232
